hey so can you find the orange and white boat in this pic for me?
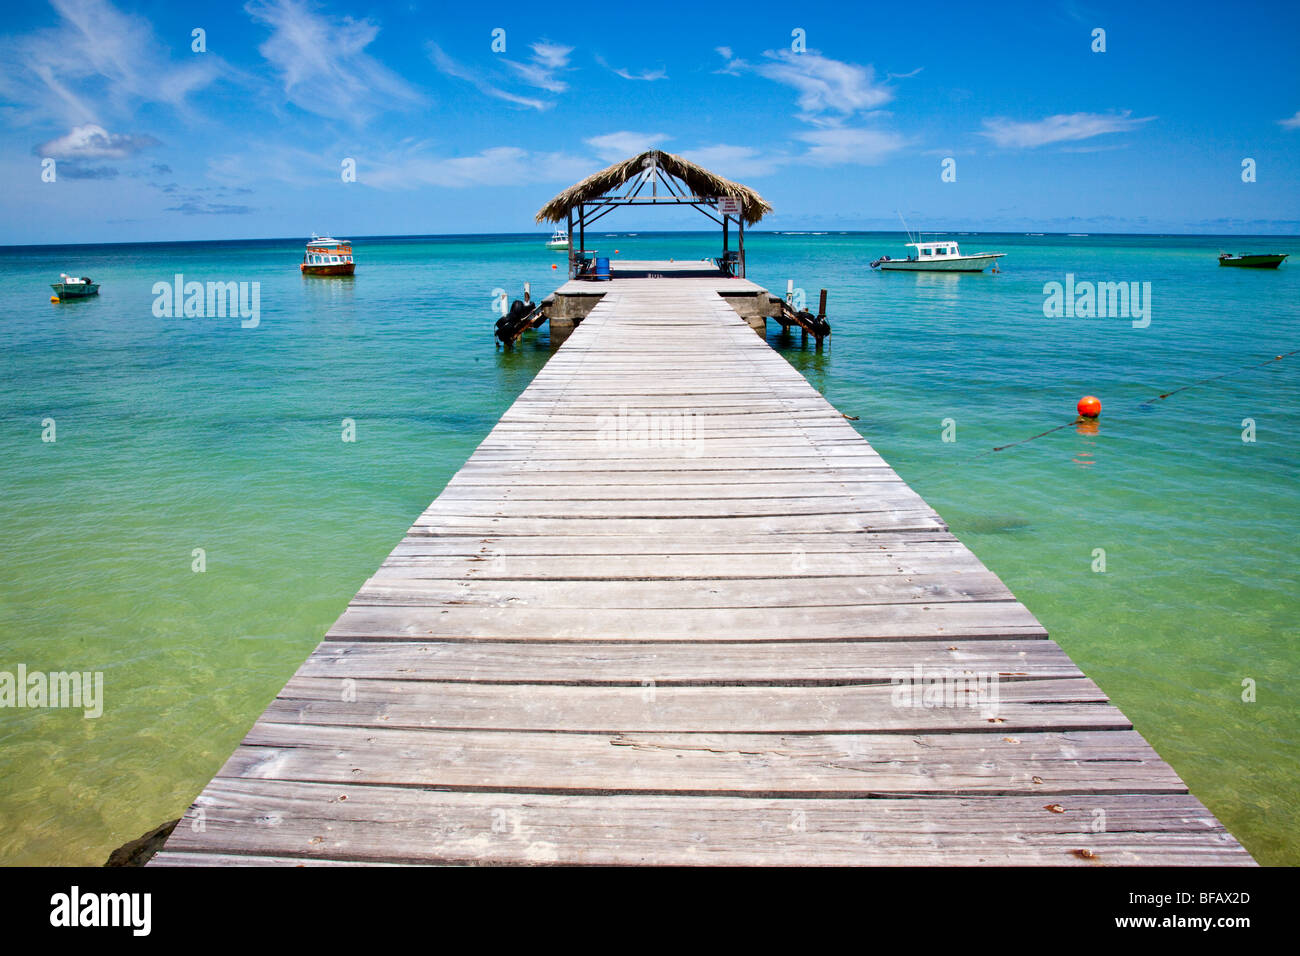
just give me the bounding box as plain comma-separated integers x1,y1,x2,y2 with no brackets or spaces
301,236,355,276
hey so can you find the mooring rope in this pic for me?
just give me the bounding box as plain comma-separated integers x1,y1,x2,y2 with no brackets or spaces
970,420,1082,459
967,347,1299,459
1138,348,1300,408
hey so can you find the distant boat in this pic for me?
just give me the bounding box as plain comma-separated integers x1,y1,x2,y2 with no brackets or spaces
301,236,355,276
1218,252,1287,269
871,239,1004,272
50,273,99,299
546,228,568,249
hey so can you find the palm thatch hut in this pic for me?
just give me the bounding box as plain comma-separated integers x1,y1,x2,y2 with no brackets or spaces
536,149,772,279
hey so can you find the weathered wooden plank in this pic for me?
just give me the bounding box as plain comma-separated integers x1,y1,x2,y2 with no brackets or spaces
416,502,935,522
436,480,914,500
463,454,890,470
326,601,1048,642
487,417,861,429
353,572,1016,609
219,725,1188,795
406,512,947,536
297,639,1080,684
498,411,853,424
418,496,934,520
448,466,903,485
265,677,1122,734
378,548,986,578
512,387,825,399
387,531,964,555
474,440,870,455
160,781,1253,866
482,428,866,443
150,851,403,867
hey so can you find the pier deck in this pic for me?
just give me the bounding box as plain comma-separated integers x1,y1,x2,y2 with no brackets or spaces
156,278,1251,866
555,258,763,290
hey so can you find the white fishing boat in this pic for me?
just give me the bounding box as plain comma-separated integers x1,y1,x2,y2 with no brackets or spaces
871,239,1004,272
545,227,568,249
50,273,99,299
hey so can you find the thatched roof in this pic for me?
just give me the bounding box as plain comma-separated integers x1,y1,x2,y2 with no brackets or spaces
535,149,772,226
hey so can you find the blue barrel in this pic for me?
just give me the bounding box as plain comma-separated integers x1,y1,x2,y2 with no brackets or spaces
594,257,611,281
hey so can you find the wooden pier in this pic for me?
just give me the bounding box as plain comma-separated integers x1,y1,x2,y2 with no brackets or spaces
526,260,830,346
155,275,1251,866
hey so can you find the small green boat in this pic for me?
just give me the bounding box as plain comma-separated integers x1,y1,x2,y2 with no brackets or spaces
50,273,99,298
1218,253,1287,268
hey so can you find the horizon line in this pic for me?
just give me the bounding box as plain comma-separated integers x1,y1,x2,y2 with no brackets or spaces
4,228,1299,252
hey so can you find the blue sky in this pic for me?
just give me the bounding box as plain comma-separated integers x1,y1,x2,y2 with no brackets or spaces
2,0,1297,244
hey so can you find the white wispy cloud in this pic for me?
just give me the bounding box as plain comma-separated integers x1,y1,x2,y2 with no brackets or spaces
795,127,906,165
713,47,748,77
0,0,223,124
506,41,574,93
428,38,575,111
36,123,158,158
429,43,548,110
1058,142,1132,154
980,111,1154,148
712,46,904,172
1279,110,1300,130
352,143,591,190
246,0,424,120
208,145,336,188
679,133,900,180
594,55,667,81
213,140,590,191
740,49,894,121
679,145,786,179
613,66,668,81
585,131,670,162
1058,0,1096,25
886,67,924,80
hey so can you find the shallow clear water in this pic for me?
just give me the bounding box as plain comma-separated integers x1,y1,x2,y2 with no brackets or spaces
1,232,1296,864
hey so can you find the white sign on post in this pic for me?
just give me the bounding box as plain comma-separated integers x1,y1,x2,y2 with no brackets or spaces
717,197,742,216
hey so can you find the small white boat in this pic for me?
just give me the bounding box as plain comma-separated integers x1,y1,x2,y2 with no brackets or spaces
50,273,99,299
546,228,568,249
871,239,1004,272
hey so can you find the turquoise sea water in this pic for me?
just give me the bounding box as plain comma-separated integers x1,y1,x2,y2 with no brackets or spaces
0,232,1296,865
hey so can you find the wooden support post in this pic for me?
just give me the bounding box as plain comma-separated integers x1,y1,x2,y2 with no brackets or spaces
816,288,828,347
739,217,746,278
722,215,729,269
566,210,574,278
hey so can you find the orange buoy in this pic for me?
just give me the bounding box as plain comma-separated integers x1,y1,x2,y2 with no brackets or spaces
50,296,59,303
551,264,557,269
614,250,619,254
1077,395,1102,418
